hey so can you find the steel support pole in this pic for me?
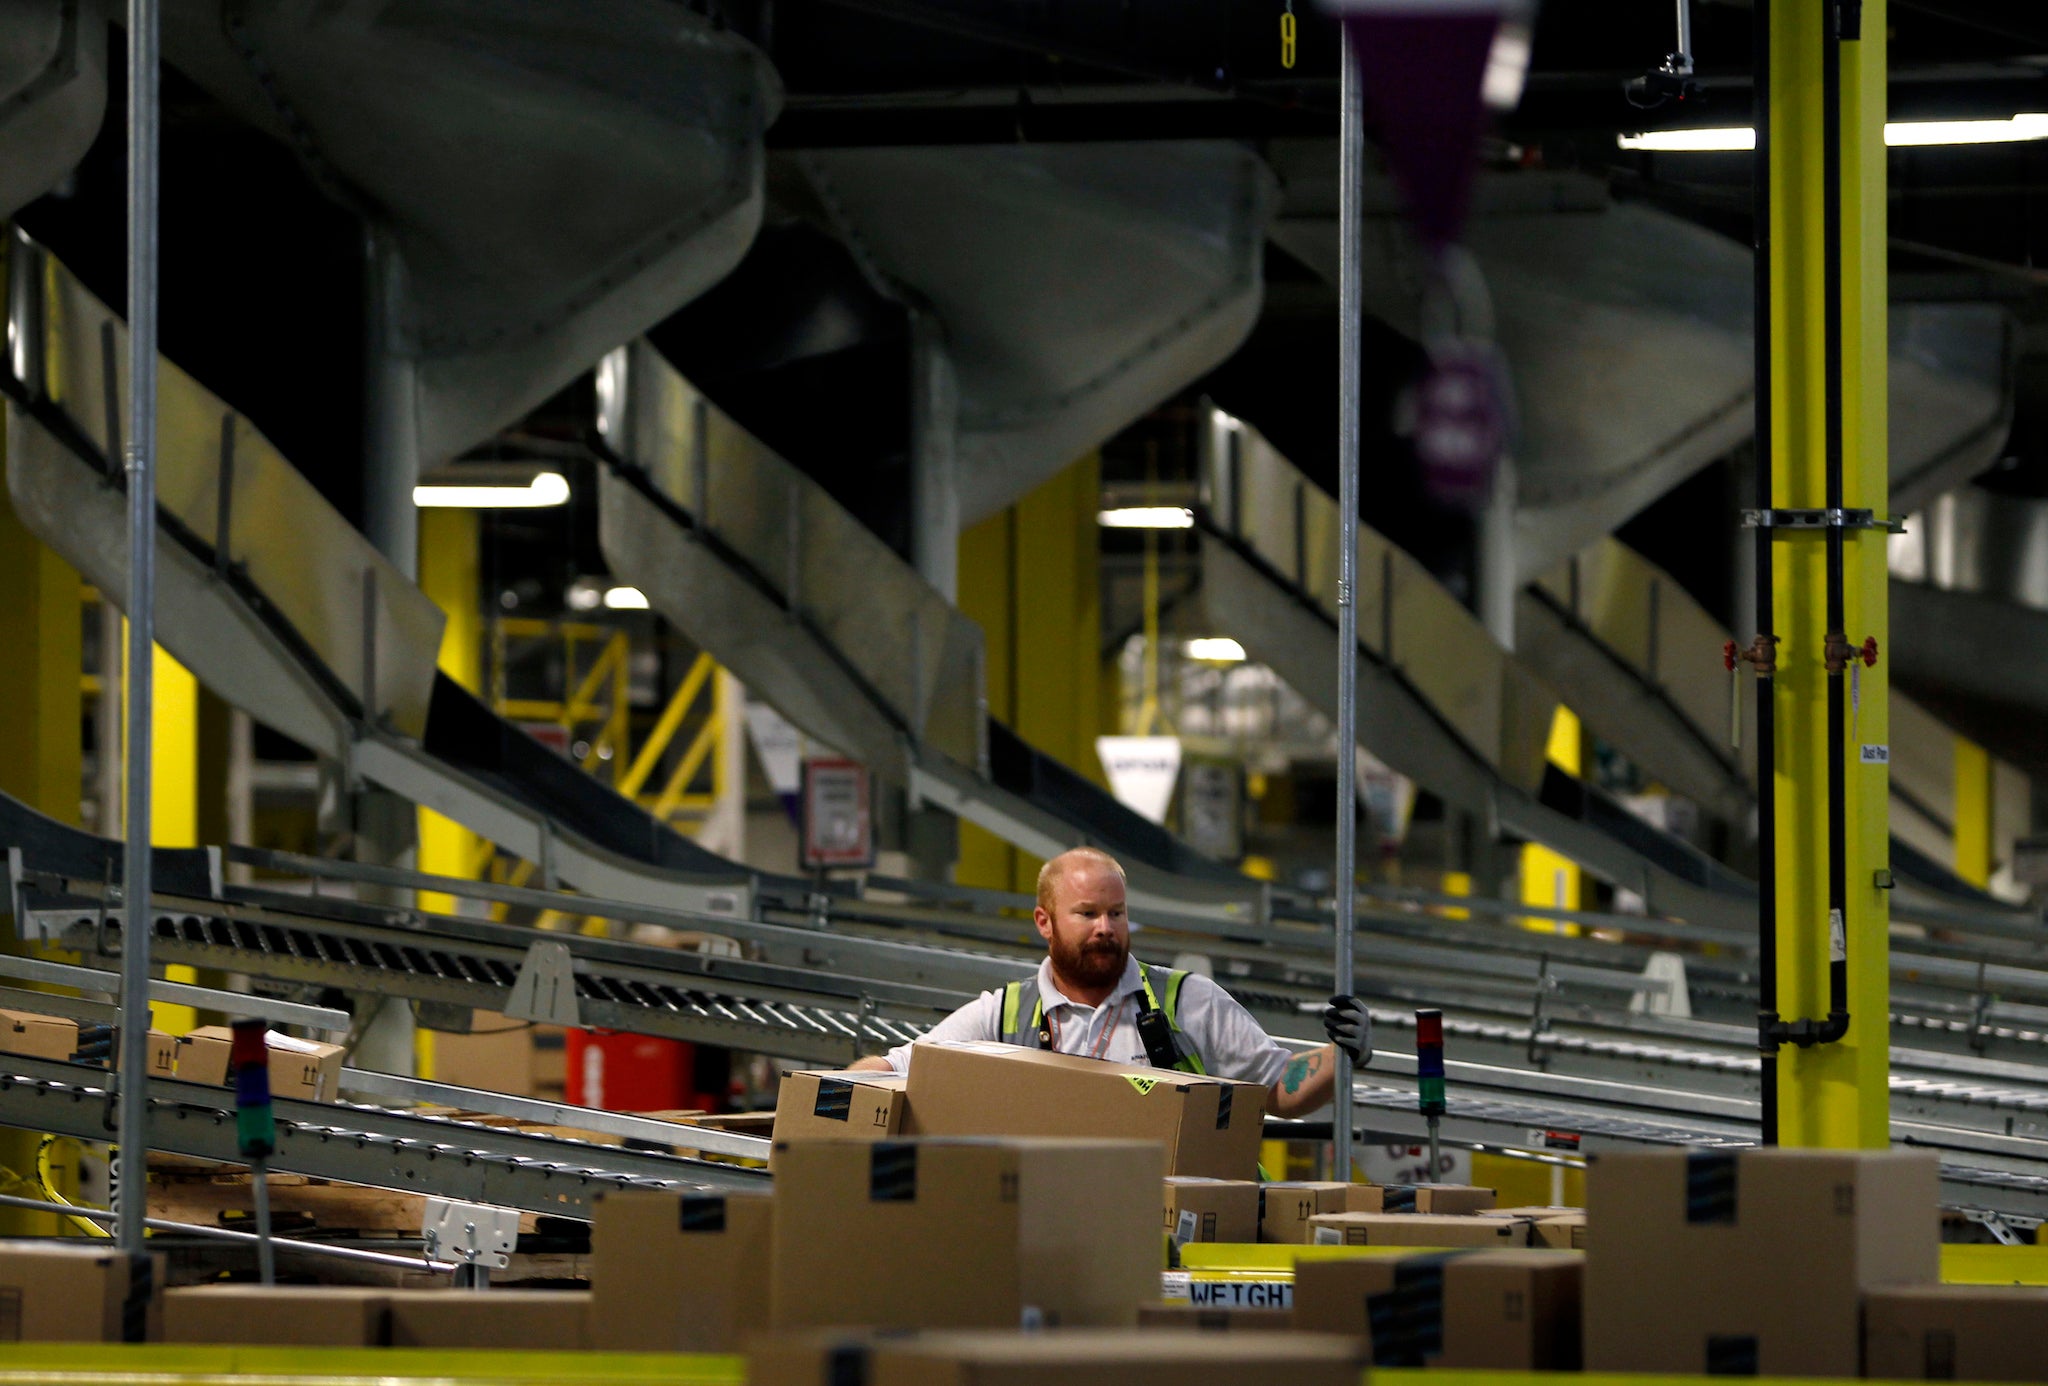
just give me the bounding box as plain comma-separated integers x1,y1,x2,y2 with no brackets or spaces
116,0,160,1259
1766,0,1889,1148
1332,29,1364,1180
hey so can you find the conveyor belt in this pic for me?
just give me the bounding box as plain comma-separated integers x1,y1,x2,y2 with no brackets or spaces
17,788,2048,1160
0,1054,767,1219
1344,1079,2048,1222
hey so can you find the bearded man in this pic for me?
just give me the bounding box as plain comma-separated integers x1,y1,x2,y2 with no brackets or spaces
851,846,1368,1119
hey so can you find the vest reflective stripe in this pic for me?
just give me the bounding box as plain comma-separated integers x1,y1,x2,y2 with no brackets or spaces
998,961,1205,1073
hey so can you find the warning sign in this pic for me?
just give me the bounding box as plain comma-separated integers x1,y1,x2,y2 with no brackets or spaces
801,758,873,869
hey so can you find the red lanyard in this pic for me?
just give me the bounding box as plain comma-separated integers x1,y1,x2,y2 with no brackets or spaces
1049,995,1128,1060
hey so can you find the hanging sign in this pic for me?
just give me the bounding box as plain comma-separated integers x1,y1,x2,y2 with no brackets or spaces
1096,736,1183,825
801,758,874,869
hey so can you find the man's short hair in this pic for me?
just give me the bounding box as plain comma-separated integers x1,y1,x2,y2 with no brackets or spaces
1036,847,1127,917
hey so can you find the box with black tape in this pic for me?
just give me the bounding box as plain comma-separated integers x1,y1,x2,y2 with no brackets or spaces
588,1187,773,1351
1583,1148,1938,1376
1163,1176,1261,1245
1310,1212,1532,1248
750,1327,1367,1386
176,1026,344,1101
770,1136,1161,1330
1354,1183,1496,1215
1292,1249,1582,1369
1480,1206,1585,1249
772,1070,909,1162
1259,1181,1359,1243
1864,1285,2048,1382
0,1241,162,1342
904,1040,1265,1178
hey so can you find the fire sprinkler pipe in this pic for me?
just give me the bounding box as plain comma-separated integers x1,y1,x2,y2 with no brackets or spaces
1814,0,1853,1051
1331,18,1365,1181
116,0,161,1260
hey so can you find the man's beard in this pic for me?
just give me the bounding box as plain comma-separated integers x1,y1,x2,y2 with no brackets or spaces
1051,930,1127,988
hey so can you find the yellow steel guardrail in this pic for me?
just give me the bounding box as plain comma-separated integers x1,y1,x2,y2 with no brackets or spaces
0,1345,743,1386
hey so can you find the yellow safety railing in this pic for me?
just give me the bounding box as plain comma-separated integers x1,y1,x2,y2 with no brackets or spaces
494,618,633,788
484,621,730,930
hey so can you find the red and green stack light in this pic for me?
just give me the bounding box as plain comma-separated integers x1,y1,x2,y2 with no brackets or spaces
229,1018,276,1160
1416,1007,1446,1117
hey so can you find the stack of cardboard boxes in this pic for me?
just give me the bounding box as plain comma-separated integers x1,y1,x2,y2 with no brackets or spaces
16,1029,2037,1382
1586,1147,1942,1376
0,1003,345,1102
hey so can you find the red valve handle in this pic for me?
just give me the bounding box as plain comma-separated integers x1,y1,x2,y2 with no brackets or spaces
1723,640,1738,672
1860,636,1878,667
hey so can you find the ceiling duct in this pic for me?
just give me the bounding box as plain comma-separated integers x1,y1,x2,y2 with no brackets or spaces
0,1,104,220
160,0,779,464
798,141,1273,523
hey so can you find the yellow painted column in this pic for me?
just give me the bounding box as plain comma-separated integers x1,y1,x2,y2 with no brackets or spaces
1953,736,1992,889
416,509,485,1078
1520,707,1583,932
120,634,202,1034
1768,0,1889,1149
0,442,85,1235
955,454,1105,894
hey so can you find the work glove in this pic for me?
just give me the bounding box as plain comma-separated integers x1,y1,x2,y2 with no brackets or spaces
1323,994,1371,1065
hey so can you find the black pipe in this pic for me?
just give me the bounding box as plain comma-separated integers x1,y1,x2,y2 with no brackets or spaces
1816,0,1852,1047
1751,0,1779,1146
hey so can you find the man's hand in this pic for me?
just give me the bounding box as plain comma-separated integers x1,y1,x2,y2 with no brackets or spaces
847,1055,895,1073
1322,994,1371,1065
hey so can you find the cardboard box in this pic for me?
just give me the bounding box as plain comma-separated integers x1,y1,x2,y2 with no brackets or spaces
0,1241,160,1342
1356,1183,1496,1215
589,1188,772,1352
904,1041,1264,1179
1480,1207,1585,1249
162,1286,388,1346
750,1328,1366,1386
682,1111,778,1134
386,1289,591,1350
1136,1303,1294,1331
770,1137,1162,1330
428,1012,536,1094
1310,1212,1531,1248
1163,1177,1260,1245
1292,1249,1582,1369
0,1009,79,1062
177,1026,346,1101
773,1070,910,1148
1583,1148,1939,1376
1865,1284,2048,1381
1259,1182,1358,1244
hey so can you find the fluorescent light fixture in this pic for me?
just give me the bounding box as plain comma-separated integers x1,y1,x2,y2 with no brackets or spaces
1481,23,1532,110
413,470,570,509
1617,127,1755,152
1098,506,1194,529
1619,114,2048,153
602,585,649,610
1184,637,1246,662
1886,113,2048,146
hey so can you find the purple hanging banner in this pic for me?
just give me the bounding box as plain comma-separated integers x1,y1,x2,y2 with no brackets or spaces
1342,10,1502,256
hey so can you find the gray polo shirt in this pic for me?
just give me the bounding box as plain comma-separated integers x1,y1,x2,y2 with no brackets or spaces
881,955,1294,1086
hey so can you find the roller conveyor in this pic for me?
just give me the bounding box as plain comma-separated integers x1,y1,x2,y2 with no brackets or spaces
0,1053,768,1220
17,784,2048,1166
